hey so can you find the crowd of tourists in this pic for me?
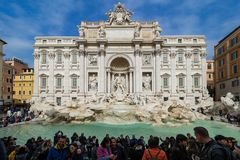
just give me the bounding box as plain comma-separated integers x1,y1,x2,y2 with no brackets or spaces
0,126,240,160
0,107,35,127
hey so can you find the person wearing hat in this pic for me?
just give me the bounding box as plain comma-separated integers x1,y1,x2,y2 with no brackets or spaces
169,134,190,160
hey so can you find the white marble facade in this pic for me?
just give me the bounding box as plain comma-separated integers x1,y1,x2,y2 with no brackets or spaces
32,3,208,106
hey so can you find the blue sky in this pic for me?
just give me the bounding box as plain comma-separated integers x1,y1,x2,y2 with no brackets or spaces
0,0,239,67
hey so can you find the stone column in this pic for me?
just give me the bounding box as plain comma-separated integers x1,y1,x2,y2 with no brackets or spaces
79,49,85,94
155,49,161,94
63,51,71,103
111,73,115,93
33,51,40,101
201,51,207,96
107,71,111,93
130,71,133,93
126,73,129,92
98,49,105,93
185,51,192,94
170,49,177,96
135,49,142,93
47,50,55,104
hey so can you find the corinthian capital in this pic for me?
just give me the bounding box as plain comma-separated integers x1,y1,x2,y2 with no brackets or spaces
34,52,40,59
48,52,55,59
78,49,85,56
185,52,192,58
200,51,207,58
134,49,141,56
155,49,162,55
63,52,71,59
169,51,176,58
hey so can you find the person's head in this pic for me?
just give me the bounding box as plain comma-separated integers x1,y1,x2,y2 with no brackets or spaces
111,137,117,147
101,137,111,148
69,143,77,153
187,133,191,139
148,136,159,148
176,134,188,147
194,127,210,143
226,137,236,149
57,136,66,148
215,135,228,146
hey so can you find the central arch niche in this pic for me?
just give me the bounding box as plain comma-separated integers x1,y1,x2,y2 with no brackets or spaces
107,57,132,96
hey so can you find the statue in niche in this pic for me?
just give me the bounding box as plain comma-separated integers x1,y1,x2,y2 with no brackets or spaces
143,55,151,65
88,55,97,66
98,24,106,38
143,73,152,91
134,22,141,38
113,74,125,94
89,74,98,91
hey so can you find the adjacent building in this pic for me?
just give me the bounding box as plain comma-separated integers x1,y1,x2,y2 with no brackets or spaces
206,60,215,98
0,39,7,106
33,3,208,106
214,26,240,101
2,62,14,105
2,57,29,106
13,68,34,104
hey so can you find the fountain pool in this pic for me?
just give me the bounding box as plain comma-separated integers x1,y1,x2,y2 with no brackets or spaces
0,120,239,145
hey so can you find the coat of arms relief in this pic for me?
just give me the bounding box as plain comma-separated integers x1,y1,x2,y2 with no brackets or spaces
106,2,133,25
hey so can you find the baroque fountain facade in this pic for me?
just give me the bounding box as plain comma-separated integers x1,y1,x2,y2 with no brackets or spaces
31,3,213,125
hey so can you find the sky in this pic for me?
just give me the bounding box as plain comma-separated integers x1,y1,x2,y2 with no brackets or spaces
0,0,239,67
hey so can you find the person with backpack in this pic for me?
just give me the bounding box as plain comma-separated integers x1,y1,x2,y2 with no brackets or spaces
142,136,168,160
194,126,235,160
169,134,191,160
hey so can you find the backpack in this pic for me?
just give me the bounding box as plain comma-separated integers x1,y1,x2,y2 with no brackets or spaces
207,144,236,160
148,149,161,160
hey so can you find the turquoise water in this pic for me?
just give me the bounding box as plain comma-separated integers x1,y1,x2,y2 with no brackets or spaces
0,120,239,145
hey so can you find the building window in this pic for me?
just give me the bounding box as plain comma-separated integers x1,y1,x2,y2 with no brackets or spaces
209,74,211,79
10,79,12,83
220,83,225,89
193,53,199,63
180,97,184,100
57,40,62,43
8,87,10,92
218,59,224,67
163,53,168,63
179,77,184,88
207,63,212,69
72,97,77,101
231,51,238,60
217,46,225,55
232,80,239,87
218,71,224,79
6,78,9,83
23,91,25,95
178,53,184,63
230,37,238,47
8,70,11,74
23,83,25,86
19,84,21,86
164,97,168,101
29,91,31,95
57,53,62,64
193,39,197,43
41,77,47,88
56,97,61,106
194,77,200,88
41,53,47,64
178,39,182,43
72,77,77,88
163,77,169,88
29,84,31,86
232,64,238,74
19,91,21,95
56,77,62,88
72,53,78,64
42,40,47,43
7,96,10,99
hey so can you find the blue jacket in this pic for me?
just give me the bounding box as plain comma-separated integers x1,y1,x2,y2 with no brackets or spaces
47,144,68,160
